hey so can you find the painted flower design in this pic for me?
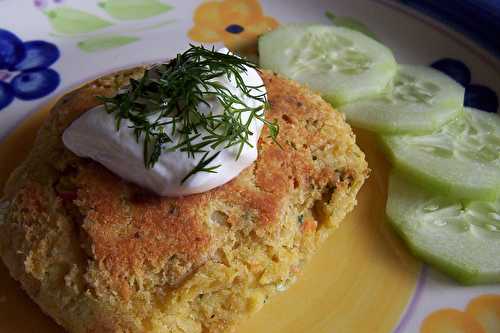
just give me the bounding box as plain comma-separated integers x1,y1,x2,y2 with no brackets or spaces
188,0,279,53
0,29,60,111
431,58,499,113
32,0,174,53
421,294,500,333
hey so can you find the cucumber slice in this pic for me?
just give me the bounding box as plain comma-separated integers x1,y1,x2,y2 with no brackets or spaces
387,172,500,285
259,24,397,106
382,108,500,200
339,65,464,133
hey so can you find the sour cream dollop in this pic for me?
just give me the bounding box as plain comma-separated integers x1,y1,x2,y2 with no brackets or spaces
63,49,266,196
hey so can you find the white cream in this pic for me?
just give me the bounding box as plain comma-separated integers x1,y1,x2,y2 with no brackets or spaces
63,49,266,196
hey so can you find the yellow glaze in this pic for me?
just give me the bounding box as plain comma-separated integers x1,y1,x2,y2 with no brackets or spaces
0,102,419,332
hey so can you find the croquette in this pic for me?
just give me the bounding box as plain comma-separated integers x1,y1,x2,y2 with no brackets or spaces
0,67,368,333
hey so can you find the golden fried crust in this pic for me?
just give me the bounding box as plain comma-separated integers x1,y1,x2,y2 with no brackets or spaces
0,68,368,333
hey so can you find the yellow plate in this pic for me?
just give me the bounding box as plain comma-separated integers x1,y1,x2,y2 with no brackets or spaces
0,102,420,332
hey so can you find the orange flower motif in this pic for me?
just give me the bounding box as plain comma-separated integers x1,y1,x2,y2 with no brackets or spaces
188,0,279,53
421,294,500,333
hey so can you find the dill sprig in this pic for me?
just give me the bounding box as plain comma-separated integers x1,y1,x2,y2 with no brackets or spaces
98,45,279,183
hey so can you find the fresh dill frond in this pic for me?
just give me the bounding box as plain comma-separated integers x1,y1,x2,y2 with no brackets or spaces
98,45,279,183
181,151,221,184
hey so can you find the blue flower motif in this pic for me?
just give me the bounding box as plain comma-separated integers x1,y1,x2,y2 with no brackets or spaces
0,28,60,111
431,58,499,113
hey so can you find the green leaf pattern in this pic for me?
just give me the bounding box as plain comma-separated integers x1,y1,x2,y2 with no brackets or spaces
78,35,140,52
46,7,112,35
99,0,173,20
41,1,174,52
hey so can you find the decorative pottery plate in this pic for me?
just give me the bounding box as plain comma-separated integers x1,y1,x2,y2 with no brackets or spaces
0,1,499,333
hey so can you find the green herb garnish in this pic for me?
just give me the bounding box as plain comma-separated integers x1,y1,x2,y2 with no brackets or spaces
99,45,279,183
